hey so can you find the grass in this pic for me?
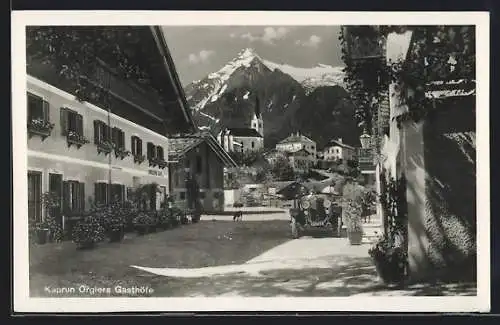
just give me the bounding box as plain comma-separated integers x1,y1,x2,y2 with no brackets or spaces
29,219,291,297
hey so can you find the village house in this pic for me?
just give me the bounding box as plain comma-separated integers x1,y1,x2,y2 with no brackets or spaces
26,26,195,229
343,26,477,282
323,138,357,163
217,95,264,153
276,132,317,165
167,133,237,212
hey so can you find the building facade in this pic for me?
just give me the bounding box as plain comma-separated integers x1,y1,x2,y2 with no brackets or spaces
26,26,195,228
323,138,357,162
168,133,237,212
276,132,317,165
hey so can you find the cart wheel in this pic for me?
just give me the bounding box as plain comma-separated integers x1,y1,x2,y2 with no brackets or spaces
291,221,300,239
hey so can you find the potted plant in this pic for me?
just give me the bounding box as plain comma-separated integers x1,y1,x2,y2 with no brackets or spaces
167,207,182,228
72,216,105,249
344,199,364,245
31,220,50,244
368,233,407,285
133,212,156,235
157,212,171,230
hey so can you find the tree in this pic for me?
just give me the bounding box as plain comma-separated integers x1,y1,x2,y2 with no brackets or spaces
270,156,295,181
340,25,475,130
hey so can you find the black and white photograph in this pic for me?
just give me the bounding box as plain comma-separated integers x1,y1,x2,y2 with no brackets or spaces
12,11,489,312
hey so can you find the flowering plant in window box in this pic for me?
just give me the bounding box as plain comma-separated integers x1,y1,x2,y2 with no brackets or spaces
114,147,131,160
157,159,168,169
148,158,159,167
133,154,146,164
27,118,55,140
96,140,115,155
66,131,89,148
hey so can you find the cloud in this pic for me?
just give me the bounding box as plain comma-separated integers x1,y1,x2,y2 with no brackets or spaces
238,27,290,45
295,35,322,47
188,49,215,64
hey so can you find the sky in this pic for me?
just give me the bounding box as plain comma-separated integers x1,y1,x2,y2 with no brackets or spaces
162,26,344,86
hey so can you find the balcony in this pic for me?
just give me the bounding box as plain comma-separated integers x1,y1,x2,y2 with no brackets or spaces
27,118,54,141
114,147,131,160
96,140,115,156
66,131,89,149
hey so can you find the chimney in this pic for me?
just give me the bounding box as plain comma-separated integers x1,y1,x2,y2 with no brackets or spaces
338,138,342,143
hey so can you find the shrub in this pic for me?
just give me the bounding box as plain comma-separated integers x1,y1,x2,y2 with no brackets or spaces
72,216,105,249
344,200,363,233
132,212,157,229
368,234,407,285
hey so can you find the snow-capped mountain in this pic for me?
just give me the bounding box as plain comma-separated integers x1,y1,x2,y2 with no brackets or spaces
185,48,345,111
184,48,358,149
262,61,345,94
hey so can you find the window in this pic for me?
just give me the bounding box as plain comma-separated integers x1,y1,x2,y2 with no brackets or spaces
131,136,143,156
147,142,156,160
112,127,125,149
60,108,83,135
94,182,109,205
180,192,186,200
200,191,206,199
63,180,85,213
93,120,110,144
156,146,164,161
205,148,210,188
111,184,125,203
27,92,49,122
251,142,255,148
196,155,202,174
258,122,262,129
27,171,42,222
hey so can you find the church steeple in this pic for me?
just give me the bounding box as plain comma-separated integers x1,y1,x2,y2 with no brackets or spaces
250,93,264,137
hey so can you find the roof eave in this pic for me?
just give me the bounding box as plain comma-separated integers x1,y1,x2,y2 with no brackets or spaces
149,26,197,133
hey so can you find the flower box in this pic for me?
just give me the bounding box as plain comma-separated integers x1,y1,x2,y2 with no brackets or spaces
115,147,131,160
133,154,146,164
27,118,54,140
66,131,90,149
96,140,114,155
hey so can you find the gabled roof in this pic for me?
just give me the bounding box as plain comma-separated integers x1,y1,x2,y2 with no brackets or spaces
285,148,311,156
225,128,263,138
278,133,315,144
168,132,238,168
325,139,355,150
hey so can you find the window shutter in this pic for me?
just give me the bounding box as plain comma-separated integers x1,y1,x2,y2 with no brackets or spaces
131,136,136,155
42,100,50,121
62,181,70,214
119,130,125,149
79,182,85,211
76,114,83,135
95,183,102,205
60,108,68,135
94,120,100,144
157,146,164,160
137,138,143,155
112,127,118,146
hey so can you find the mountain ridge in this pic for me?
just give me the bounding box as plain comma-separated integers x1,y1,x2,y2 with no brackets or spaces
184,48,358,149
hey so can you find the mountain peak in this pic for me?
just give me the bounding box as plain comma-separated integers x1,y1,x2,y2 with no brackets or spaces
237,47,259,59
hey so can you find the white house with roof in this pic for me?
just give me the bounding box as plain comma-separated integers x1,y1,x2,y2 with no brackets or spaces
275,131,317,164
323,138,357,162
217,95,264,153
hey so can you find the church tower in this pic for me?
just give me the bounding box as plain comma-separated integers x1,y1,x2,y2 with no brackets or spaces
250,94,264,137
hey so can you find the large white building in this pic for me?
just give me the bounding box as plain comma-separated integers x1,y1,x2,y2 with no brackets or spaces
275,132,317,165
